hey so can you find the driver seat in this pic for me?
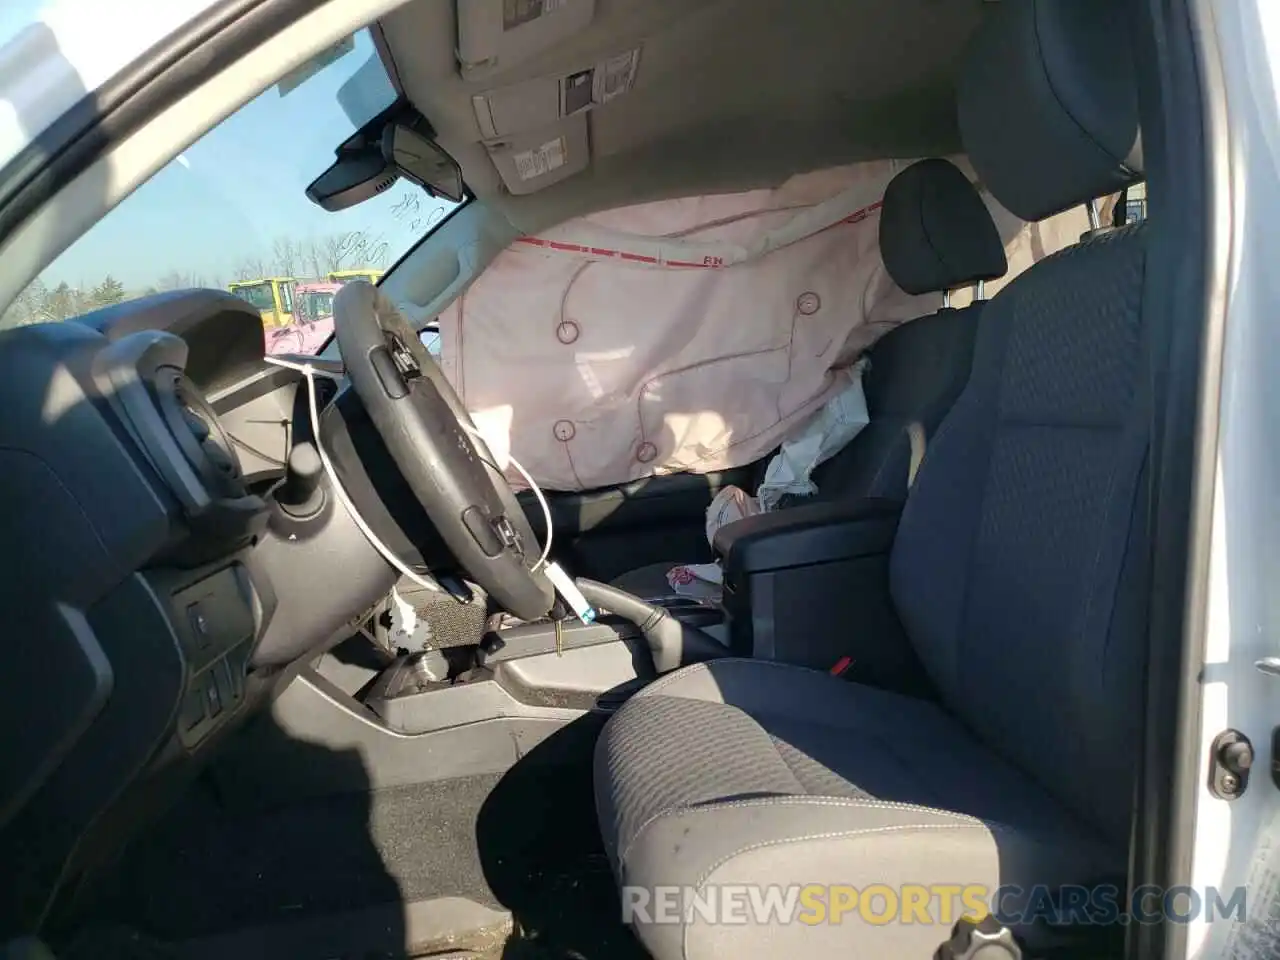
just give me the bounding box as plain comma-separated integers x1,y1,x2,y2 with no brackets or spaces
594,2,1148,957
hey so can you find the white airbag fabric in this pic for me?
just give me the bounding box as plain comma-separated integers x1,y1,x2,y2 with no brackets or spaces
438,162,923,490
438,161,1089,490
755,359,870,510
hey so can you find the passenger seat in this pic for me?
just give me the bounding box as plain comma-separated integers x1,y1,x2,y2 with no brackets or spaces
611,158,1007,596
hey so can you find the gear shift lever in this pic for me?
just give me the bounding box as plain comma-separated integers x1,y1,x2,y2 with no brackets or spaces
277,442,326,518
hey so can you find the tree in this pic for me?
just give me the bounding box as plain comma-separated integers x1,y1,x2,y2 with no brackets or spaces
304,239,325,279
0,277,49,328
232,257,270,282
272,237,301,277
45,282,72,321
91,275,125,307
319,234,351,273
157,270,191,292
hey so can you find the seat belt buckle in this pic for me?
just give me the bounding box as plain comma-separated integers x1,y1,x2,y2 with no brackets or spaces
935,915,1021,960
830,656,855,677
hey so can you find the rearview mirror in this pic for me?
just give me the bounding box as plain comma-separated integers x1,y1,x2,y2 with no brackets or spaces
382,124,464,203
305,146,399,212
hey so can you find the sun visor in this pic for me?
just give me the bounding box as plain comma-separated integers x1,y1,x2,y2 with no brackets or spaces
456,0,596,81
483,115,588,195
472,47,641,138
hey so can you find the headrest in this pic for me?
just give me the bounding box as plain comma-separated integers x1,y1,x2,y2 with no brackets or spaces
958,0,1143,222
878,158,1007,296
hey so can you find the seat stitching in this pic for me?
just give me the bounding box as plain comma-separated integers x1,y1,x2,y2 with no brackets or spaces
638,659,842,701
1030,3,1140,182
614,690,998,869
615,700,788,866
943,296,1015,697
620,796,1013,872
614,703,807,866
681,824,991,958
770,738,826,798
637,661,712,698
691,796,985,821
658,794,1111,857
614,694,955,867
620,802,691,868
692,822,992,890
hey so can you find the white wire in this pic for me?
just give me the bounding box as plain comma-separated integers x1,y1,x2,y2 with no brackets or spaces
509,452,553,572
264,355,441,595
263,355,552,586
457,421,553,573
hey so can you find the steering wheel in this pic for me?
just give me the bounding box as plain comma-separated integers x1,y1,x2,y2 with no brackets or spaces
333,282,555,621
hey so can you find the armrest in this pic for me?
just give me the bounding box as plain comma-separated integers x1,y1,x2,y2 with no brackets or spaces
715,497,931,698
715,498,903,580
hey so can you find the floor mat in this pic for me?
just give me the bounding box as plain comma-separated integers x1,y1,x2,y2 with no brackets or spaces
475,717,648,960
68,775,501,942
60,716,643,959
175,898,513,959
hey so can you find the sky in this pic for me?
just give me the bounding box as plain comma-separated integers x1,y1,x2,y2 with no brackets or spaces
0,2,457,293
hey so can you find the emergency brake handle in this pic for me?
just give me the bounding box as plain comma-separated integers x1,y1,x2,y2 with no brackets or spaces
574,578,727,675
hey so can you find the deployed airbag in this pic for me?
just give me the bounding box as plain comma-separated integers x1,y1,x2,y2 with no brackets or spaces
438,161,1088,490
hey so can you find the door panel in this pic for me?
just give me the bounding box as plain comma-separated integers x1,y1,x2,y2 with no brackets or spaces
518,467,758,584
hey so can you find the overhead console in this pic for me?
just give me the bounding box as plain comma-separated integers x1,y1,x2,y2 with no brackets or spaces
454,0,643,196
471,46,640,138
457,0,597,80
472,44,640,195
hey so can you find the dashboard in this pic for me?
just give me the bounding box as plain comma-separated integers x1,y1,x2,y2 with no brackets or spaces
0,290,398,938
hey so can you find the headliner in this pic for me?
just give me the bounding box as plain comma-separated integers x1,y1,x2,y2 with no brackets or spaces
380,0,989,233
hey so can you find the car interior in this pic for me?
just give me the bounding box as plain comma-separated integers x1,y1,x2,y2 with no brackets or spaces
0,0,1203,958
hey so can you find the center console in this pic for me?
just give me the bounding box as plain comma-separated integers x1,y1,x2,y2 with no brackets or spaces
712,498,932,695
361,596,728,733
354,495,922,739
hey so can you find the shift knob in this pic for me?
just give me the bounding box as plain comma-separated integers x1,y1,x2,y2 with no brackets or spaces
278,442,325,517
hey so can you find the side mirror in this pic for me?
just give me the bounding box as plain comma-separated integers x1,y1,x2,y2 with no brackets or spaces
382,124,464,203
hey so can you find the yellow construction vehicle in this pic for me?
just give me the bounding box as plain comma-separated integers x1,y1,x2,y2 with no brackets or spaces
229,277,296,327
326,268,383,286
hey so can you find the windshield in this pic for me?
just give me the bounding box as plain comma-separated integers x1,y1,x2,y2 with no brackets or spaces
1,27,459,343
299,291,335,321
231,282,277,313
